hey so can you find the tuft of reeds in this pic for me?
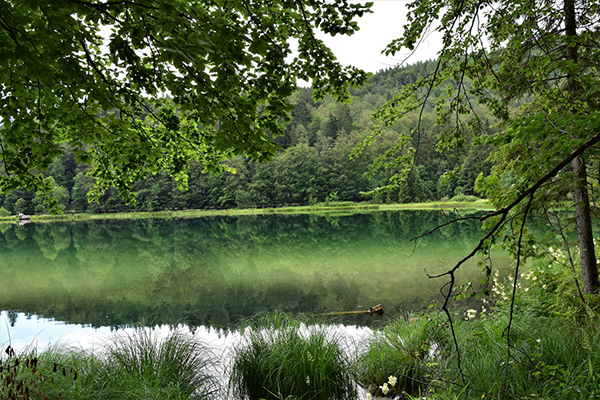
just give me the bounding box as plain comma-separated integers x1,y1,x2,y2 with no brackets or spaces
229,312,356,400
355,313,438,398
445,311,600,399
99,328,220,400
3,328,221,400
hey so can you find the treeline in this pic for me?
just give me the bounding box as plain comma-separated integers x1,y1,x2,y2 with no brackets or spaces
0,60,492,215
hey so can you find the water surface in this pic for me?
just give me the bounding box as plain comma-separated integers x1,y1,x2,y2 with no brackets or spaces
0,210,511,347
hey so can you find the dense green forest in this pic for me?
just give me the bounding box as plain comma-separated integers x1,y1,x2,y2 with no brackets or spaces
0,60,491,216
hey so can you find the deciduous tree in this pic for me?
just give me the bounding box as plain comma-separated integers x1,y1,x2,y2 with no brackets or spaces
0,0,371,206
356,0,600,294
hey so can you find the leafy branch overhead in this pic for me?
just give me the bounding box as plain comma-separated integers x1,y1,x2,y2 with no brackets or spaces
350,1,600,390
0,0,372,204
355,0,600,293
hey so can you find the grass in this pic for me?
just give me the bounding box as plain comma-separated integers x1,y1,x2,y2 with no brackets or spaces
1,328,220,400
355,313,440,398
353,249,600,400
3,308,600,400
98,328,219,400
439,311,600,399
0,200,492,223
229,312,356,400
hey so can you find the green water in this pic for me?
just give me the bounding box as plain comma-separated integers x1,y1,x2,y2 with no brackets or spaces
0,210,511,328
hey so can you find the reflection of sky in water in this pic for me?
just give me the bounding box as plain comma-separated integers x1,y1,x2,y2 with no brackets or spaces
0,311,241,354
1,311,107,351
0,311,372,354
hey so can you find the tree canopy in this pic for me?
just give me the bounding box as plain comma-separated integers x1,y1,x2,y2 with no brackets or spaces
0,0,371,205
0,62,494,216
355,0,600,298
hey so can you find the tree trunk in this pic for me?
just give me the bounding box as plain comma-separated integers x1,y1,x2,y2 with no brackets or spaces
573,157,600,293
565,0,599,294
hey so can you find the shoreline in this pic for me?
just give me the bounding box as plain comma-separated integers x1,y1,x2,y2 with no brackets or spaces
0,200,493,223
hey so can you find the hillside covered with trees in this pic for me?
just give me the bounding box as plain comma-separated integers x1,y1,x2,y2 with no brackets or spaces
0,60,492,216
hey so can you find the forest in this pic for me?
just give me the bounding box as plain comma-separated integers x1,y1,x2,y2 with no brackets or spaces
0,60,491,216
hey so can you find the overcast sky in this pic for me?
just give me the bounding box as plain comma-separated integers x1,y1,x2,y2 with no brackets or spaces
318,1,443,73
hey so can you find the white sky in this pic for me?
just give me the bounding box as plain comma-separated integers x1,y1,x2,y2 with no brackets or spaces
318,1,443,73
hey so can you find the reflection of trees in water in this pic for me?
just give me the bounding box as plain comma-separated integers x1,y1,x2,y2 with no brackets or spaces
0,211,498,329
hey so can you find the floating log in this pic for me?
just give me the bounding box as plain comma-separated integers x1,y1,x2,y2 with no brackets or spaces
368,304,385,316
326,304,384,317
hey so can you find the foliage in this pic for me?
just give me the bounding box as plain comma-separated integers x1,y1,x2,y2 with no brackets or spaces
0,0,371,206
99,328,219,399
448,194,479,203
0,345,78,400
229,312,356,400
372,245,600,400
353,0,600,296
355,314,438,398
1,329,220,400
3,61,496,215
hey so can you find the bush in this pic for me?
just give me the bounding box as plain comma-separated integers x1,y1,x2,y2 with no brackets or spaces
355,313,439,398
449,194,480,202
0,207,11,217
230,313,356,400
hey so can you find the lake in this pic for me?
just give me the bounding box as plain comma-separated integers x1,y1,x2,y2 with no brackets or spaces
0,209,512,350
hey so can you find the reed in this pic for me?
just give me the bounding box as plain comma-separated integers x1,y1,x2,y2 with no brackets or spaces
355,313,438,398
0,328,220,400
98,328,220,400
229,312,356,400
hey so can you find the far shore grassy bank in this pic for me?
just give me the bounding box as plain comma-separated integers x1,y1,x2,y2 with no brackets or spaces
0,200,492,223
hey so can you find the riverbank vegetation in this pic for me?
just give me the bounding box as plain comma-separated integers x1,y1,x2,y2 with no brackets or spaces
0,199,490,223
3,244,599,400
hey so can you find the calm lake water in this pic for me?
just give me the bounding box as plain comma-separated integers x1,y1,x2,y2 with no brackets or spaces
0,210,512,350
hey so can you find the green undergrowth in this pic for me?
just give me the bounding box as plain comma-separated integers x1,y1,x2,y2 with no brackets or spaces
1,328,219,400
355,246,600,400
355,313,439,398
229,312,356,400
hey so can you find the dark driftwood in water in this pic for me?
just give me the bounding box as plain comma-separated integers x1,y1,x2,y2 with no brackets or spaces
327,304,384,317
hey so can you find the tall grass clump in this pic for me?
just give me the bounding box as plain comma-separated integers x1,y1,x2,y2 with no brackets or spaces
229,312,356,400
1,328,220,400
436,307,600,399
0,343,95,400
98,328,220,400
355,313,440,398
421,247,600,399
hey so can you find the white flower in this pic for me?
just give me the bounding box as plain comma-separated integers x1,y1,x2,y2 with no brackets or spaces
466,309,477,320
306,375,310,384
379,383,390,395
388,375,398,387
367,394,372,400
